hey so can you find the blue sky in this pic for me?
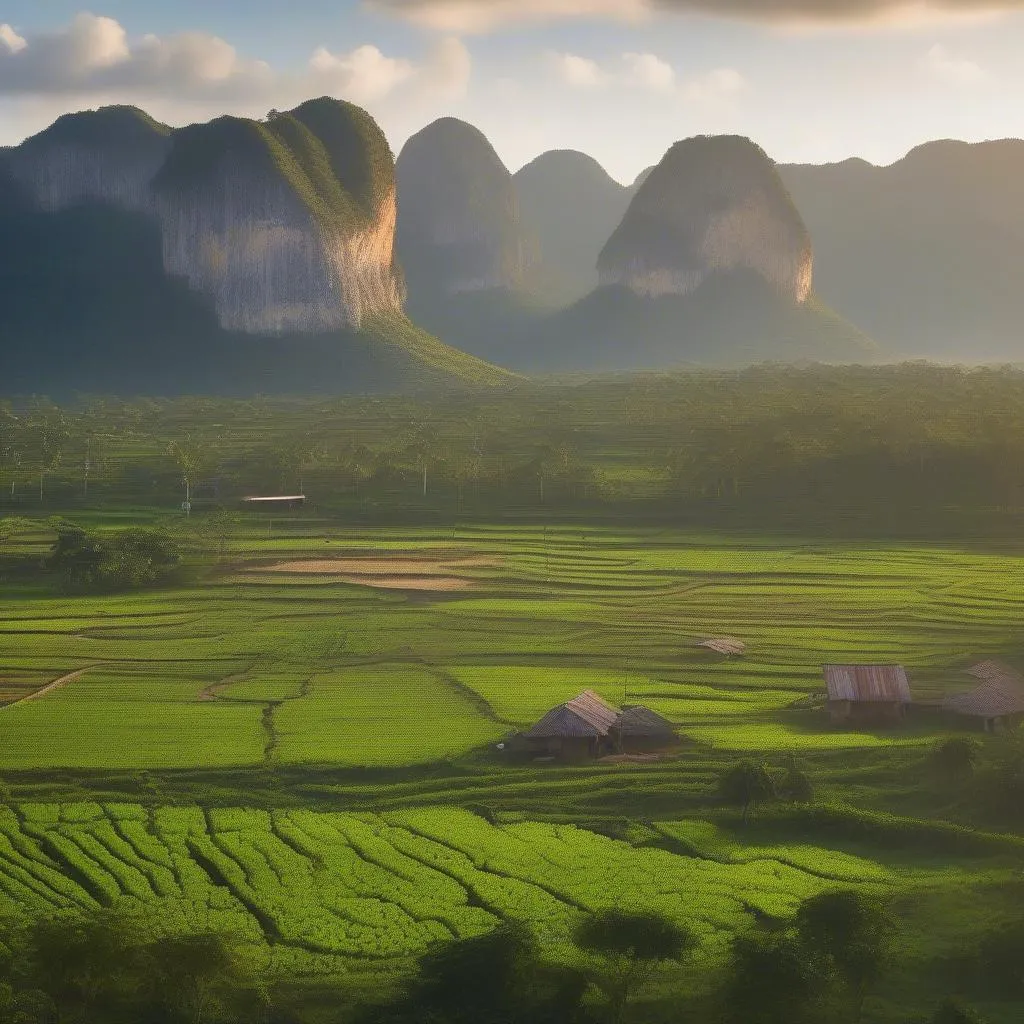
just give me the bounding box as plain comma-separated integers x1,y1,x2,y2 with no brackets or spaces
1,1,1022,183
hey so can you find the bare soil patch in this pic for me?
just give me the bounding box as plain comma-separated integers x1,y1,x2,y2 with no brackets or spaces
255,555,497,591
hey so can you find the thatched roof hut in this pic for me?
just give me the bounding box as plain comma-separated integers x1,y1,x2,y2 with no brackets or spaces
943,660,1024,732
698,637,746,656
523,691,679,758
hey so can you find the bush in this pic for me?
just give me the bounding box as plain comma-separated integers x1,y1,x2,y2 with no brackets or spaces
931,737,981,781
47,523,180,592
931,997,987,1024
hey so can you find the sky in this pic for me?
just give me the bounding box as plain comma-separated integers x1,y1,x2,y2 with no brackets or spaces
1,1,1022,184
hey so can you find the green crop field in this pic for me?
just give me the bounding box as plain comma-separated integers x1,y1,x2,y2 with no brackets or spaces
2,520,1024,1021
3,524,1024,770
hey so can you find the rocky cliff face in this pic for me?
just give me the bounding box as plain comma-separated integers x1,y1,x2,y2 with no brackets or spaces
396,117,526,295
599,136,812,303
6,107,172,213
8,99,404,333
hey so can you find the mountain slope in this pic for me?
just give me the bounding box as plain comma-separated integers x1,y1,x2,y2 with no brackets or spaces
779,139,1024,360
509,135,871,371
0,101,514,394
514,149,632,308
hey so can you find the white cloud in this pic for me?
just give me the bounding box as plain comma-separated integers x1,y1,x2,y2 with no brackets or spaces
549,50,744,102
0,25,27,55
920,43,991,85
681,67,747,102
370,0,1018,32
622,52,675,91
548,51,606,88
369,0,649,34
0,13,470,116
309,44,416,102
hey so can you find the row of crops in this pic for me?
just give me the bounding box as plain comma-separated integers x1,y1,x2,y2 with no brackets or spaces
0,803,895,974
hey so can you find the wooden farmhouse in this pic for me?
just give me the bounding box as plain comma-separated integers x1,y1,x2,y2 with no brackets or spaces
823,664,912,725
523,690,679,760
943,660,1024,733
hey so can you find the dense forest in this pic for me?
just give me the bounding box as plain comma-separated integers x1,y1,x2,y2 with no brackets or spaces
3,363,1024,533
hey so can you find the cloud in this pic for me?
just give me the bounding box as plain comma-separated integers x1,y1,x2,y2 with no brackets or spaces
369,0,1017,32
0,13,470,109
920,43,991,84
621,52,675,91
369,0,648,33
681,67,747,101
548,52,606,88
549,50,743,100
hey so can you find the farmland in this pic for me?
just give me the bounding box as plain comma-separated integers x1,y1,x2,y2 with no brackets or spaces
2,519,1024,1021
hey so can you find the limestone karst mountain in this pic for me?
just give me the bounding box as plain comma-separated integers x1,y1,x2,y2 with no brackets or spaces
599,136,813,302
393,117,546,357
509,135,873,371
514,149,633,308
0,100,512,393
778,139,1024,360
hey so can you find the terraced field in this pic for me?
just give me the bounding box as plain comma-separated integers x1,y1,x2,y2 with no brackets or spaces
0,802,996,975
2,524,1024,769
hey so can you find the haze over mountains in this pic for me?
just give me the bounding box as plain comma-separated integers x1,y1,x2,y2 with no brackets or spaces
1,94,1021,395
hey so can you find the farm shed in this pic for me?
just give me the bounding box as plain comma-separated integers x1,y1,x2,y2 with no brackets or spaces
943,660,1024,733
823,664,912,725
523,691,679,760
616,705,680,752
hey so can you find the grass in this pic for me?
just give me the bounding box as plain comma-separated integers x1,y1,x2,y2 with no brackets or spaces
3,523,1024,771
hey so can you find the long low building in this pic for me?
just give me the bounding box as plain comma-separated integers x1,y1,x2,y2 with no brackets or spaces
523,690,679,760
823,664,912,725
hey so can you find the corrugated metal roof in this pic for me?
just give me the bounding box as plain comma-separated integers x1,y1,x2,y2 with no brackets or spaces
617,705,678,737
945,662,1024,718
823,664,912,703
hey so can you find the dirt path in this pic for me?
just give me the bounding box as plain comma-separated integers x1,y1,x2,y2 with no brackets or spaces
10,666,97,705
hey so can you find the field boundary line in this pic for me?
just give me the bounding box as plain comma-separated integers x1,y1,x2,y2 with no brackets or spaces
6,664,105,706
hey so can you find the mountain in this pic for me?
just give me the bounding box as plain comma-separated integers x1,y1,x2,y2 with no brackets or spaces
513,135,873,371
394,117,543,358
513,150,632,307
778,139,1024,360
0,101,512,394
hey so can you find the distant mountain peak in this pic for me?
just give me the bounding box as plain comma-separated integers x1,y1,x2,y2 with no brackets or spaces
599,134,812,303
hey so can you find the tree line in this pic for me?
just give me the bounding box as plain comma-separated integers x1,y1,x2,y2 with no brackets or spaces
0,893,1004,1024
5,364,1024,528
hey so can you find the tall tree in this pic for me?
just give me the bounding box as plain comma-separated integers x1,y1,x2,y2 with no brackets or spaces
573,909,693,1024
718,759,777,825
168,435,206,516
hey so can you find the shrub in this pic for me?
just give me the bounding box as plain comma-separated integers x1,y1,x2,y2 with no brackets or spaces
931,737,981,782
47,523,180,592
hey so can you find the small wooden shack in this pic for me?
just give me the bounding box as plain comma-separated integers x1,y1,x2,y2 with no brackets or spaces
943,660,1024,733
523,690,621,760
523,690,680,760
616,705,679,753
823,664,912,725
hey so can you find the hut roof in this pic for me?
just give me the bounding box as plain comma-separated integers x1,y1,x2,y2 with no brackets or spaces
617,705,678,737
944,661,1024,719
823,664,911,704
523,690,620,739
698,637,746,655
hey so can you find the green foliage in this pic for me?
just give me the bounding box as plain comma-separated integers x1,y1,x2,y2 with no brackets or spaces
779,756,815,803
976,919,1024,998
930,997,987,1024
47,522,180,592
724,929,824,1024
932,736,981,782
794,890,893,1015
719,760,777,823
573,910,693,1023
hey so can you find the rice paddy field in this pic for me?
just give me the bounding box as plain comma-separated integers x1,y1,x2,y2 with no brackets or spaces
2,519,1024,1021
